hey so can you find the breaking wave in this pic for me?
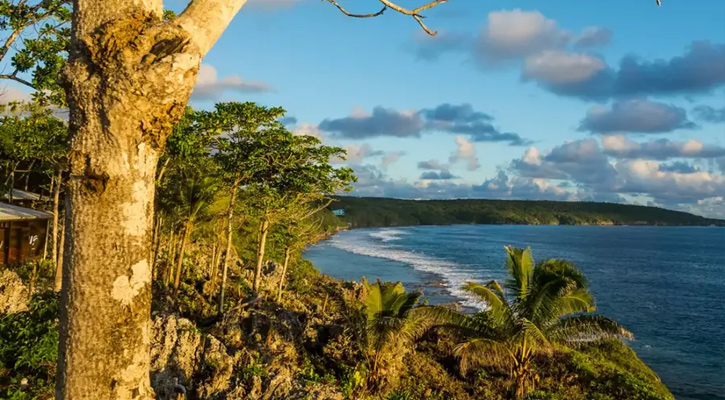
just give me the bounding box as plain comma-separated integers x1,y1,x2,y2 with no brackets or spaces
328,231,484,308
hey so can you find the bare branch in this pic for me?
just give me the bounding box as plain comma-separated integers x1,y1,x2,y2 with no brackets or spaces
324,0,449,36
0,73,35,89
325,0,387,18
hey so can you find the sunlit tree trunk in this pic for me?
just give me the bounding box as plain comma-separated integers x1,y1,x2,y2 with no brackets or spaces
52,168,63,292
252,218,270,293
173,220,192,293
276,247,291,302
218,184,238,314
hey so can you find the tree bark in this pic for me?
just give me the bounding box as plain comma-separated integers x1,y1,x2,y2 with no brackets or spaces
252,218,270,294
173,220,192,293
151,214,163,277
55,212,66,293
218,184,237,314
52,167,62,290
57,1,249,398
276,247,291,302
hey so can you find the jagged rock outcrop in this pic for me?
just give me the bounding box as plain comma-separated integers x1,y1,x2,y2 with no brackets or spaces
0,269,29,314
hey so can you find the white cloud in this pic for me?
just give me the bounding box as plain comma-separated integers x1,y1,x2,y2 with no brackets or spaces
523,50,607,84
450,135,480,171
478,9,571,64
381,152,404,168
293,123,326,140
191,64,271,101
0,86,32,104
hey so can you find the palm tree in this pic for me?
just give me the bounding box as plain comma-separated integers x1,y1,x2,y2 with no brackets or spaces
362,278,433,384
433,246,633,399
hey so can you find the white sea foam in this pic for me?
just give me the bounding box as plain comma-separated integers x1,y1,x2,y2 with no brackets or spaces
329,233,484,308
368,229,408,242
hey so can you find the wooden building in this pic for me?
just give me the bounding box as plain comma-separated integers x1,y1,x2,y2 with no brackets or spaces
0,203,52,266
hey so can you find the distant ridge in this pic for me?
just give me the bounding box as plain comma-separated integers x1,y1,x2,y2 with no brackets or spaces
328,196,725,228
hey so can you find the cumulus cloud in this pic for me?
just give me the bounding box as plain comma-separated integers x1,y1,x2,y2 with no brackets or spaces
0,86,32,104
693,105,725,123
333,143,384,163
523,50,607,84
475,9,571,65
381,152,404,168
658,161,700,174
347,164,574,202
293,122,326,140
579,99,697,134
527,41,725,100
319,106,424,139
191,64,272,101
420,171,458,180
507,138,725,213
279,116,298,126
417,159,449,171
319,103,529,145
449,136,480,171
574,27,613,48
600,135,725,160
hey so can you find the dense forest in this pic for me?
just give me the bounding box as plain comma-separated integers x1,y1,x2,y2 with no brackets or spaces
329,197,725,228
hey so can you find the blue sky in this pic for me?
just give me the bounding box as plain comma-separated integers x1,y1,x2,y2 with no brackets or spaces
5,0,725,218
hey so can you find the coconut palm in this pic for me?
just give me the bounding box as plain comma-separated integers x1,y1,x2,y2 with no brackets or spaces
433,246,633,399
362,278,434,383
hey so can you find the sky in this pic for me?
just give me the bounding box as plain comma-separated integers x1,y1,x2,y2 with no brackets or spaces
4,0,725,218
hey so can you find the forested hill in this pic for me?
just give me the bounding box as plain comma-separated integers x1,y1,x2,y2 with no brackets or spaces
328,196,725,228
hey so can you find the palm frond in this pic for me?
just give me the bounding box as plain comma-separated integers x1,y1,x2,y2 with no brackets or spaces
546,315,633,345
504,246,535,300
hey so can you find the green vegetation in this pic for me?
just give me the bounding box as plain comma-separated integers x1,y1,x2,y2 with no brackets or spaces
423,247,633,398
1,100,673,399
329,196,725,228
1,246,674,400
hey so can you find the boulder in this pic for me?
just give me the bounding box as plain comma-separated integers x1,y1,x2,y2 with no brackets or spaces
0,269,29,314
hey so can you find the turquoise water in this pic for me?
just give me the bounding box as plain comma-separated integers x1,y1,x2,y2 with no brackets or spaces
304,225,725,400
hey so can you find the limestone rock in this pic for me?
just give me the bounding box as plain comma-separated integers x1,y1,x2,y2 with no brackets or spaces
0,269,29,314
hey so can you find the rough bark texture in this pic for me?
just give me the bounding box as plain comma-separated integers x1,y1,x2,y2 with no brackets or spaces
252,219,270,293
57,0,249,398
218,186,237,314
57,2,198,399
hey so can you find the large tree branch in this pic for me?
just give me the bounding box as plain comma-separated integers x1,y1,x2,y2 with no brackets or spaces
176,0,249,57
325,0,449,36
0,72,35,88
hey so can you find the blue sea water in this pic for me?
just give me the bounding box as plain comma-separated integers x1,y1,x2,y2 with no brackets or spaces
304,225,725,400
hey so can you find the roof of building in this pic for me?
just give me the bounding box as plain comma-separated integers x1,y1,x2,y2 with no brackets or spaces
0,202,53,221
2,189,49,202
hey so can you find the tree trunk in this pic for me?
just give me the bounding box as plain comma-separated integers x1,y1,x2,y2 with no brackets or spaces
173,220,192,293
276,247,291,302
151,214,163,277
57,1,249,398
218,184,237,314
7,169,13,204
55,212,66,293
51,168,62,287
252,218,270,294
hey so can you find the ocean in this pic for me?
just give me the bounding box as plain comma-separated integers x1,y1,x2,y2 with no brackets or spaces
303,225,725,400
